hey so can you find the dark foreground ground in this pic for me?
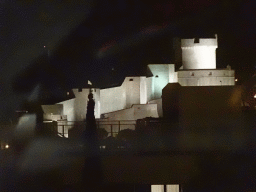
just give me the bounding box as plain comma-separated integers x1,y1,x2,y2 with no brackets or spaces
1,145,256,192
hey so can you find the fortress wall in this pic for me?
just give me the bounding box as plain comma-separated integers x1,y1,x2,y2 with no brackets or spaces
100,86,126,114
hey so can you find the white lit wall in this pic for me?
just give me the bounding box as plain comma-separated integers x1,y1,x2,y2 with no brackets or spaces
72,88,100,120
178,69,235,86
148,99,163,117
166,185,179,192
151,185,164,192
42,104,63,115
101,107,134,121
58,98,75,121
151,185,179,192
168,64,178,83
140,77,147,104
100,76,153,116
59,88,100,122
148,64,177,100
100,76,142,115
182,46,217,69
146,77,153,102
102,104,158,121
97,65,176,118
42,104,64,121
181,38,218,70
73,89,88,121
100,86,126,114
99,65,175,119
133,104,159,119
123,77,141,108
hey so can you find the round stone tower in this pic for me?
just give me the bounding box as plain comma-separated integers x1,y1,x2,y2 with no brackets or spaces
181,34,218,69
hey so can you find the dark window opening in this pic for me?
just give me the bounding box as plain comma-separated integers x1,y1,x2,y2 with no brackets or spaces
194,38,199,43
155,75,159,78
78,88,82,92
129,79,133,81
191,72,194,76
209,72,212,75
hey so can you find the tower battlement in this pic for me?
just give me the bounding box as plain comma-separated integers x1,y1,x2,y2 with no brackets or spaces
181,35,218,48
181,35,218,69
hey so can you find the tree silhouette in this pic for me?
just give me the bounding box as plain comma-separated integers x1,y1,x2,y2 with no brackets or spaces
82,90,102,191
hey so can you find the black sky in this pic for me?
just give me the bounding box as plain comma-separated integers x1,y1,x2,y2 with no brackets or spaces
1,0,256,122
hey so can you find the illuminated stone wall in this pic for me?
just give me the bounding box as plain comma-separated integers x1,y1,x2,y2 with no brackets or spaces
100,75,161,115
99,64,177,119
148,99,163,117
133,104,159,120
58,98,75,121
122,77,141,108
140,77,147,104
59,88,100,122
146,77,153,102
56,61,235,123
178,36,235,86
102,104,158,121
178,69,235,86
148,64,178,100
181,36,218,70
151,185,179,192
100,86,126,114
42,104,64,121
72,88,100,121
100,76,146,114
42,104,63,115
151,185,164,192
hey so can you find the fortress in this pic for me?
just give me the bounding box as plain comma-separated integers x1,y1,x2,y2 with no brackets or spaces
42,35,236,137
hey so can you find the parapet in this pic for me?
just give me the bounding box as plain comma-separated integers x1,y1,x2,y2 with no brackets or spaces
181,35,218,48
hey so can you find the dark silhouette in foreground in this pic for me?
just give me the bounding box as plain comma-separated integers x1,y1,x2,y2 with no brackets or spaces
82,91,102,191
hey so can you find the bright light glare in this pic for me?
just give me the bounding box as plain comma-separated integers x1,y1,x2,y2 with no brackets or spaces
235,79,238,82
254,94,256,99
5,144,9,149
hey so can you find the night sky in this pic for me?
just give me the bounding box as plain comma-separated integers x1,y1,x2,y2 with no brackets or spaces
1,0,256,122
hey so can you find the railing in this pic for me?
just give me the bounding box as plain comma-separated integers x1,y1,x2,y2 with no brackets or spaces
56,121,85,138
96,120,136,137
56,120,136,138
